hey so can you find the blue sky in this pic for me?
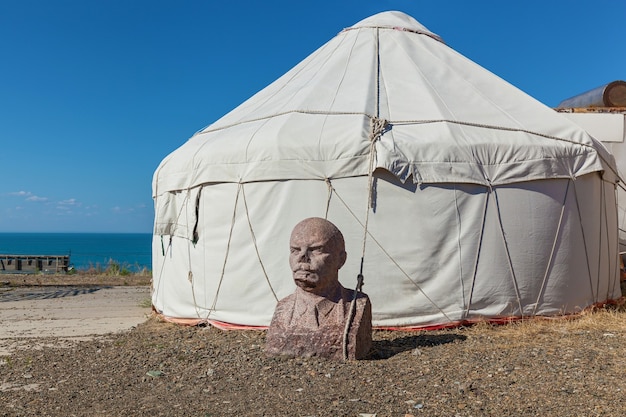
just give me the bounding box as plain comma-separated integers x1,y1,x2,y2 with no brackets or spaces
1,0,624,233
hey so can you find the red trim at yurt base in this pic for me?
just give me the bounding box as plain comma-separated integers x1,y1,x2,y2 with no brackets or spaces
152,297,624,331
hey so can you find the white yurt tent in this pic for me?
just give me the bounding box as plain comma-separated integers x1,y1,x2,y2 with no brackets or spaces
152,11,622,329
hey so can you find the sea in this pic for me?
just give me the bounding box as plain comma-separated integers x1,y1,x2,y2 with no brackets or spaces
0,233,152,272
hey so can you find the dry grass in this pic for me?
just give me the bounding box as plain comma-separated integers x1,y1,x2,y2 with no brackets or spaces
464,300,626,345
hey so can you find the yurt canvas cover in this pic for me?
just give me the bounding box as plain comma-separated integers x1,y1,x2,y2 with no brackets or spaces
152,11,621,329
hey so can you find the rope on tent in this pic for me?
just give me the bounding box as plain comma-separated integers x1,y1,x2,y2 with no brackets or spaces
532,179,570,316
153,189,194,316
207,183,243,318
600,178,618,301
196,109,371,136
570,177,596,301
341,115,381,360
328,181,453,323
186,189,204,320
392,118,622,184
342,28,384,360
241,184,279,302
463,186,490,319
324,178,333,219
391,118,603,150
453,185,466,313
492,187,524,317
597,179,606,300
153,234,172,311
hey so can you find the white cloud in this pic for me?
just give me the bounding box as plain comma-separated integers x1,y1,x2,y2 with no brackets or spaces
8,191,48,202
58,198,78,205
9,191,32,197
26,195,48,202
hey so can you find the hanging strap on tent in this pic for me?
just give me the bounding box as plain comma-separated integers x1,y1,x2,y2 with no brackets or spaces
341,115,388,361
324,178,335,219
342,29,388,360
342,262,365,361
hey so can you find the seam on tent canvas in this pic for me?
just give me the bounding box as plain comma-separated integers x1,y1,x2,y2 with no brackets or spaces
153,190,193,314
186,188,205,320
374,27,381,119
317,28,359,163
206,183,242,319
241,183,279,302
193,31,348,136
340,25,444,45
386,31,485,172
343,31,386,361
329,182,452,322
608,179,621,299
153,234,172,312
492,187,524,316
259,31,350,123
464,187,490,319
570,177,596,301
532,179,570,316
391,107,619,185
195,110,372,136
597,179,605,301
392,118,616,173
243,111,274,166
453,185,466,317
600,178,617,301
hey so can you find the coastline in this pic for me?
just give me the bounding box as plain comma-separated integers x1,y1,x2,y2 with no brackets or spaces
0,272,151,287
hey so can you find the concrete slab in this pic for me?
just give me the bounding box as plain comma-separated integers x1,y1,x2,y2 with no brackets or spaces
0,286,151,356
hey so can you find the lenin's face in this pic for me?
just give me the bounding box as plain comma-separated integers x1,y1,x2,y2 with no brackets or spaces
289,219,346,297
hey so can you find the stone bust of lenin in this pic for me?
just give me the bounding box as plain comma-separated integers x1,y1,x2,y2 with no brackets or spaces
265,217,372,360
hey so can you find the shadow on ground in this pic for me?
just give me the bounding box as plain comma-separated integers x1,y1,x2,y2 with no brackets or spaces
0,286,112,302
369,333,467,360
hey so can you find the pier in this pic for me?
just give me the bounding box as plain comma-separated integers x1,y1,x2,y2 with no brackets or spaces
0,254,70,274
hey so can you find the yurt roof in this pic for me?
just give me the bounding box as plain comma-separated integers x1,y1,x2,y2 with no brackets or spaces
153,11,616,195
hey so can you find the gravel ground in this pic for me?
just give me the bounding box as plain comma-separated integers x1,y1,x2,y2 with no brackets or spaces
1,275,625,416
2,311,625,417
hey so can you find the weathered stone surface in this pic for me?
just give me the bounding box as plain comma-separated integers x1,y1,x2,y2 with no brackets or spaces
265,287,372,360
265,217,372,361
